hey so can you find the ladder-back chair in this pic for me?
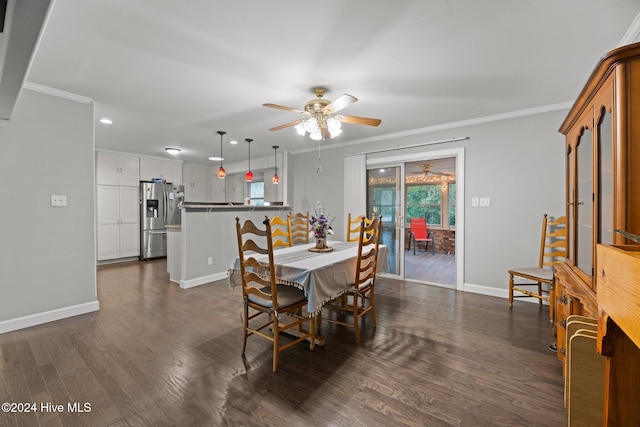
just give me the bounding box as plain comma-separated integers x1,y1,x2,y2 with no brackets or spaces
235,216,315,372
289,212,310,245
320,215,383,343
508,214,567,323
270,215,292,248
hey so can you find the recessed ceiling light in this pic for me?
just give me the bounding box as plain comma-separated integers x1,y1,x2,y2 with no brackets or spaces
208,156,223,161
165,148,181,155
229,140,238,145
99,118,113,125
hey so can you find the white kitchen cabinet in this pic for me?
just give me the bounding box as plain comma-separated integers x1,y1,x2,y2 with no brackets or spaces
210,171,226,202
97,185,140,260
96,151,139,186
139,157,182,184
183,164,209,201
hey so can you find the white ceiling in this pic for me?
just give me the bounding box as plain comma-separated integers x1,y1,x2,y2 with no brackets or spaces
24,0,640,166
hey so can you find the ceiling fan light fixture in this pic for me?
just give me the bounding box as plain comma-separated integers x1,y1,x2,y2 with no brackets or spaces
327,117,341,131
329,128,342,138
304,118,318,133
310,130,322,141
294,122,306,136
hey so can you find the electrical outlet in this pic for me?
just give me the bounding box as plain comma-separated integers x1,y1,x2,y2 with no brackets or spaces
51,195,67,206
479,197,491,207
207,257,213,265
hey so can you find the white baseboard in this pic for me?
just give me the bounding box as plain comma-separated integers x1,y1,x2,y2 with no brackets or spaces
463,282,549,304
180,272,229,289
0,301,100,335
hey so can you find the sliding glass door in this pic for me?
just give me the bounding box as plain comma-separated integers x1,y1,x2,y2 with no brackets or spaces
367,166,403,276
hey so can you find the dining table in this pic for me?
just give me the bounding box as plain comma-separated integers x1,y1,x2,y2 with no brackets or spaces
228,240,388,317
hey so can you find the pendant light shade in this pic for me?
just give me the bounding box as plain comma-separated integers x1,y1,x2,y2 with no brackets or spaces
245,138,253,182
272,145,280,184
216,130,226,178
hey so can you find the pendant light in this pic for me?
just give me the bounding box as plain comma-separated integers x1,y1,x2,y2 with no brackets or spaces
272,145,280,184
216,130,226,178
244,138,253,182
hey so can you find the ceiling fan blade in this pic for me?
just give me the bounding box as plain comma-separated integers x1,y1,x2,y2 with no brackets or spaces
323,94,357,114
321,127,330,140
263,103,307,115
339,115,382,127
269,119,304,131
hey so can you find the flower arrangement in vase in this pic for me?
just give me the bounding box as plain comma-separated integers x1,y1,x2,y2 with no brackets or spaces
309,208,334,249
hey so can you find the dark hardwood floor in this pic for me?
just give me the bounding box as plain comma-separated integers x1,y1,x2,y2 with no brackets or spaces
0,259,566,426
404,252,455,286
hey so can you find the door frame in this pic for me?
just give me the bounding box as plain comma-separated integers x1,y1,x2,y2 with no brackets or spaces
367,147,464,291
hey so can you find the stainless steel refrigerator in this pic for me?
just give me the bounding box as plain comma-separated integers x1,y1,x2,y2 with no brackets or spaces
140,182,184,259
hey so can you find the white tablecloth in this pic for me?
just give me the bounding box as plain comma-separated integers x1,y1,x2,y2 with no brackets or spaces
229,241,388,315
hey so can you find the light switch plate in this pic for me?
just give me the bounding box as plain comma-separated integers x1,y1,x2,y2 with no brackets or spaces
479,197,490,207
471,197,479,207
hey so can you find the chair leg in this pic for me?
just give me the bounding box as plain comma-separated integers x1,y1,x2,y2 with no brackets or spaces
370,289,377,327
272,312,279,373
309,315,315,350
549,284,555,325
242,303,249,354
353,293,361,344
508,274,514,307
538,282,543,306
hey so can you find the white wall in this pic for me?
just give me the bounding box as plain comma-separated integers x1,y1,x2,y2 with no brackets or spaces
289,108,568,294
0,88,98,332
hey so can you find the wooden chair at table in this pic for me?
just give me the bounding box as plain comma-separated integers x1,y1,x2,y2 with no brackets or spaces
409,217,435,255
508,214,567,324
346,213,375,242
289,212,310,245
270,215,292,248
319,215,383,343
235,216,315,372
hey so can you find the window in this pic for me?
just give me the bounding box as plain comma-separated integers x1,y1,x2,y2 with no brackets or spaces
405,182,455,227
406,184,441,225
448,183,456,226
249,181,264,206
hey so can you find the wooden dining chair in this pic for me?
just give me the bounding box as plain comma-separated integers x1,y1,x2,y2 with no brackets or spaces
289,212,310,245
409,217,435,255
346,213,375,242
320,215,383,343
508,214,567,324
270,215,292,248
235,216,315,372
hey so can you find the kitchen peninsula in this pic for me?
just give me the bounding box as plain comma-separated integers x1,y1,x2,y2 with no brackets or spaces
167,202,292,289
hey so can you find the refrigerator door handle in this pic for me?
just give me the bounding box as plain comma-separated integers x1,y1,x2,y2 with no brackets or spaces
147,230,166,235
163,191,168,223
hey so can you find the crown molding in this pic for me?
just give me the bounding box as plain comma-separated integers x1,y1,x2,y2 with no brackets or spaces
23,81,93,104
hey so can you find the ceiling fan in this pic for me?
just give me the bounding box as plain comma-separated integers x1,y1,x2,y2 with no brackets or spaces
263,87,381,140
411,163,455,177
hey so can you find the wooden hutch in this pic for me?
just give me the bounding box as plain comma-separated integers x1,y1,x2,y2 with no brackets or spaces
556,41,640,425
